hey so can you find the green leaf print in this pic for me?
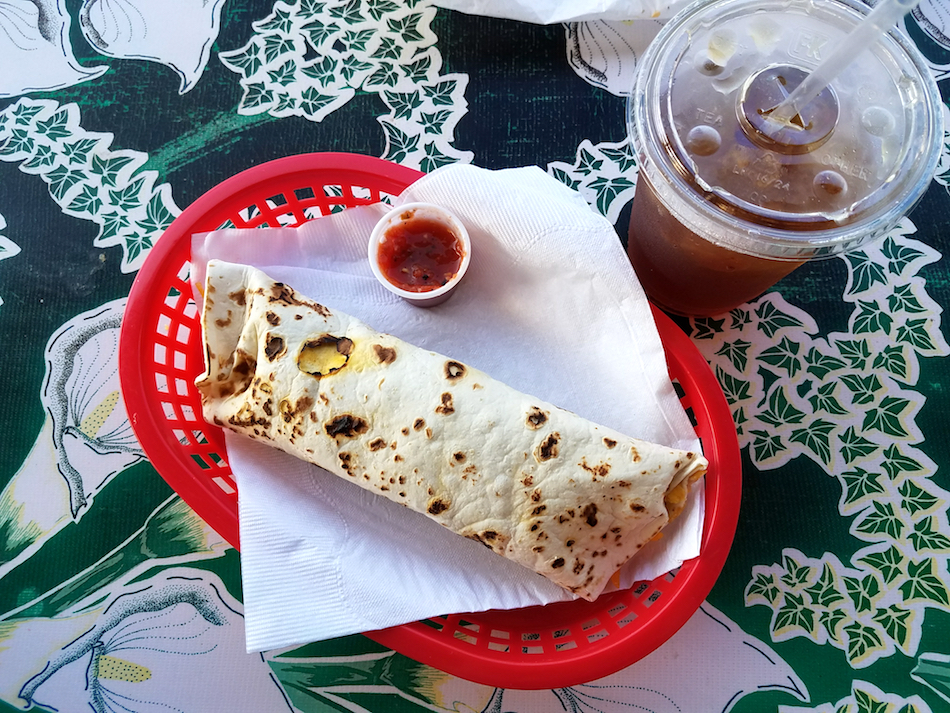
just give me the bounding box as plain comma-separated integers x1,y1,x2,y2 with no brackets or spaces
62,137,101,165
896,318,937,351
420,143,454,173
840,373,883,405
835,339,872,369
68,184,103,216
383,90,423,120
755,300,805,338
838,427,879,464
99,211,131,242
380,119,420,162
853,686,889,713
329,0,365,23
871,344,909,380
257,5,295,33
339,54,375,82
845,251,887,294
759,336,802,377
882,235,926,275
843,621,886,666
587,176,635,216
301,56,337,86
576,147,603,175
789,418,836,464
344,28,377,52
857,545,906,585
839,467,886,510
302,20,338,49
899,479,942,517
388,13,427,44
373,35,403,60
809,382,851,417
402,53,433,82
820,607,849,643
888,283,928,314
10,101,44,125
872,605,914,651
366,0,401,20
862,396,911,437
909,517,950,554
750,429,786,462
34,108,71,141
804,347,848,379
263,35,297,64
45,164,85,201
899,558,950,606
242,82,275,110
853,300,894,334
108,177,147,212
423,78,458,105
221,43,263,77
773,592,816,637
549,166,581,191
730,307,752,329
600,143,638,173
843,573,882,613
854,501,904,541
21,142,56,170
760,387,806,427
781,553,813,588
268,59,299,86
881,444,925,481
804,563,847,608
299,87,338,117
91,153,137,188
714,365,752,405
692,316,726,339
746,572,782,605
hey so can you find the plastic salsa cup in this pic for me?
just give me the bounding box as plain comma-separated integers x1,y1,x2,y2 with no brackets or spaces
626,0,944,317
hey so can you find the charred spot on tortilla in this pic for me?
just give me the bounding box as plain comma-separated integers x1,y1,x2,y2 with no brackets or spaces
324,414,368,440
228,289,246,306
530,488,542,502
522,474,534,487
630,445,642,463
603,437,617,449
551,557,565,569
373,344,397,364
338,451,355,474
525,407,548,430
215,311,232,328
453,451,466,463
444,361,466,381
531,504,546,515
279,396,314,424
266,311,280,326
269,281,331,316
222,349,256,397
413,418,426,431
401,427,410,436
265,334,286,361
580,459,610,478
435,392,455,415
262,401,273,416
298,335,352,377
427,498,450,515
368,438,387,451
534,432,560,462
583,503,598,526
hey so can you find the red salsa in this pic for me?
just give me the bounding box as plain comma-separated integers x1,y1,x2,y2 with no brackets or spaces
377,213,464,292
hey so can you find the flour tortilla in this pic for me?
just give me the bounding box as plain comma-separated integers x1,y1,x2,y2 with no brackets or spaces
196,260,707,600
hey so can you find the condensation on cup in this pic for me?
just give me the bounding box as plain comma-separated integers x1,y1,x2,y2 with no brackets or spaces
627,0,943,317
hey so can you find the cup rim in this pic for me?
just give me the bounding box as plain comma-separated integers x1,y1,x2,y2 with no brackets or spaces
368,201,472,302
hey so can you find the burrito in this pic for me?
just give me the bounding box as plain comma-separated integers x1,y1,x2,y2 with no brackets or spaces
196,260,707,601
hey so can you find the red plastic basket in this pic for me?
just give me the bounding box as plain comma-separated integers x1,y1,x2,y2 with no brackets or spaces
119,152,741,690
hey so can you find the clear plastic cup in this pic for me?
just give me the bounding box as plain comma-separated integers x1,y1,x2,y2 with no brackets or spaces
627,0,944,317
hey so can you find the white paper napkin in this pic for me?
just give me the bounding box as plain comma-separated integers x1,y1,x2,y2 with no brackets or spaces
191,163,704,652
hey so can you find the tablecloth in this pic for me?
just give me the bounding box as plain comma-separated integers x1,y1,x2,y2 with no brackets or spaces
1,1,949,711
